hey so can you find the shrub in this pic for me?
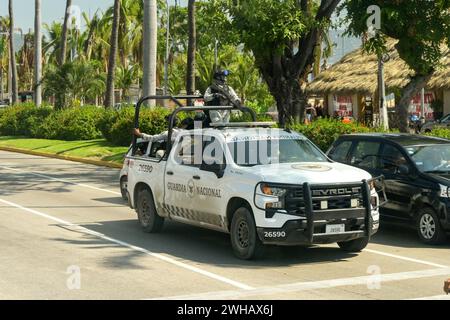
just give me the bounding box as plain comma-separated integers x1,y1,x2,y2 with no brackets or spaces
0,104,53,137
37,106,105,140
102,106,171,146
425,128,450,140
290,118,376,152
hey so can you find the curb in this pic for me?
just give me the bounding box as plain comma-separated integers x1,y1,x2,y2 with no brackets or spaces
0,146,123,169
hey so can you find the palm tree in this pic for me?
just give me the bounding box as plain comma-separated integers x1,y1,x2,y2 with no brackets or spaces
34,0,42,106
60,0,73,65
116,64,141,103
186,0,196,102
143,0,157,107
104,0,121,108
8,0,18,104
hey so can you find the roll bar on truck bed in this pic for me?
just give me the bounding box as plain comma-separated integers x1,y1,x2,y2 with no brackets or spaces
132,95,257,156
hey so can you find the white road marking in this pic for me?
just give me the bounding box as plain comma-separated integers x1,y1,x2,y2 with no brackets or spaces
410,295,450,300
364,249,449,269
2,153,450,297
0,165,122,196
151,268,450,300
0,198,254,291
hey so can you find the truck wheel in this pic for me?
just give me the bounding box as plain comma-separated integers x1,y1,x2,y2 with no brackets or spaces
230,207,264,260
338,237,369,252
120,176,128,202
136,189,164,233
416,208,447,245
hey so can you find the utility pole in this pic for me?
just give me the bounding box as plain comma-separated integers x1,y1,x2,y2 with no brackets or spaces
420,88,425,119
34,0,42,107
377,53,389,130
163,0,170,97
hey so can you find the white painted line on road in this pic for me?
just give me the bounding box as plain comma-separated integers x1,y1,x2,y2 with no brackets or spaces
0,198,254,291
151,267,450,300
410,294,450,300
0,166,121,196
364,249,449,269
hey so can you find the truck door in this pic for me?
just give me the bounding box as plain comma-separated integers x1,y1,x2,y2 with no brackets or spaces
193,135,227,229
163,134,227,230
164,134,201,220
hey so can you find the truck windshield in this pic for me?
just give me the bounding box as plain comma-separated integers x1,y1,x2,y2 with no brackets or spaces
406,144,450,173
227,139,328,167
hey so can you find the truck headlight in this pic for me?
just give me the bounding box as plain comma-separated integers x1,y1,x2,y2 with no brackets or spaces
439,184,450,198
259,183,287,197
255,183,287,210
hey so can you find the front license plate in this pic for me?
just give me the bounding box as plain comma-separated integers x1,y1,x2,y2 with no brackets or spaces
326,224,345,234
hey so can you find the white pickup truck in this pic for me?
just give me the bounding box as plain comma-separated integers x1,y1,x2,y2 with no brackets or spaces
121,97,381,259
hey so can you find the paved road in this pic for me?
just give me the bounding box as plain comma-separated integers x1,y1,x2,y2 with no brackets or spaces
0,150,449,300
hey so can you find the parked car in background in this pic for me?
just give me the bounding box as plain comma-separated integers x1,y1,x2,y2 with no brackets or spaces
0,99,9,109
327,134,450,244
421,114,450,133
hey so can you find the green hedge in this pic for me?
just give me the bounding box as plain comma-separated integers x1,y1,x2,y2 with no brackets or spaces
1,105,397,150
425,128,450,140
0,104,171,146
0,104,53,137
290,118,388,152
36,106,105,141
100,106,171,146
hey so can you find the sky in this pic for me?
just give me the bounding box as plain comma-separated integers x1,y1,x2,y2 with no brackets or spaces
0,0,188,33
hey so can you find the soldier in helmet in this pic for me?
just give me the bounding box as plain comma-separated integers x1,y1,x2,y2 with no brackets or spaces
203,70,242,126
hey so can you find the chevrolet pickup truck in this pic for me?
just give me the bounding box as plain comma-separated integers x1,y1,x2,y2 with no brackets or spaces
121,96,382,259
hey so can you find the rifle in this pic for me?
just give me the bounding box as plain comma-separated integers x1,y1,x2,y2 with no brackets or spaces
210,83,241,108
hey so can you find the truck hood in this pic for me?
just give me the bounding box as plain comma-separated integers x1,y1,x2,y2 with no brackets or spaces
240,162,372,185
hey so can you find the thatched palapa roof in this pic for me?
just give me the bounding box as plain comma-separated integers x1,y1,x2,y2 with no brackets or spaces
307,40,450,96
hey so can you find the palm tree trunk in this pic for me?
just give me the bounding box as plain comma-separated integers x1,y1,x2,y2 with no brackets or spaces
34,0,42,107
143,0,157,107
104,0,120,108
60,0,73,65
186,0,196,103
8,0,18,105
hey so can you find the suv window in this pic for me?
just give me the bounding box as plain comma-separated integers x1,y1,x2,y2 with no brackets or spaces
203,136,226,165
329,140,353,163
149,141,167,159
350,141,381,169
441,114,450,123
380,144,407,173
175,135,202,167
134,141,150,157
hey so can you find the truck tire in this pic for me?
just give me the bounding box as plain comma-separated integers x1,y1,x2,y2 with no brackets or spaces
136,189,164,233
230,207,264,260
416,207,447,245
338,237,369,252
120,176,128,202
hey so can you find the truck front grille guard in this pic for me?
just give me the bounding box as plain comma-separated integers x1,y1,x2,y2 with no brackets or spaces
301,180,377,242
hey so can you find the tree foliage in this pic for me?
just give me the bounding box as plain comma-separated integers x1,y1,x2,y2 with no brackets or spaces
343,0,450,131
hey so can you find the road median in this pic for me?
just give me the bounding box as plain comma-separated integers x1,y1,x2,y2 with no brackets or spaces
0,137,127,169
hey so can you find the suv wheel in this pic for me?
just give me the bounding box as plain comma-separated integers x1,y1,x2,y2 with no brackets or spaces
120,176,128,201
417,208,446,245
338,237,369,252
136,189,164,233
230,207,264,260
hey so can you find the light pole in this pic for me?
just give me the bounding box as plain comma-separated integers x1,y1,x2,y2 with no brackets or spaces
378,52,390,130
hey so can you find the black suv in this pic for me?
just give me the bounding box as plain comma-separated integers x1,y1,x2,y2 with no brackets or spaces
327,134,450,244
